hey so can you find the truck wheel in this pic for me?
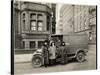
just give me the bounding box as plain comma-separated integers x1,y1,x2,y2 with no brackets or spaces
32,56,42,68
76,52,85,62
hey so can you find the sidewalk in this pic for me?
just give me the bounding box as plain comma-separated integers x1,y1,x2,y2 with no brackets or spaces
14,54,33,63
88,44,96,51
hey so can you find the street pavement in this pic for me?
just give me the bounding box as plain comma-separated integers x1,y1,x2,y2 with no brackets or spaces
14,45,96,75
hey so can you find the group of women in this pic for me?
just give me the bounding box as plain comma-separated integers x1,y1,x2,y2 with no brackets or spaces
42,39,66,67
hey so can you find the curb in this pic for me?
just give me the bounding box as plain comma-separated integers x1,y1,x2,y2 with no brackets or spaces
15,61,31,64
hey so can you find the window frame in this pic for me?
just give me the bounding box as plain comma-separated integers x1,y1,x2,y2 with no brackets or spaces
30,41,36,49
37,21,43,31
30,20,37,31
38,41,43,48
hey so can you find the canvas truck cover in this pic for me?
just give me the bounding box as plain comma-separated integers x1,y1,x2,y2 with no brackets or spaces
63,34,89,45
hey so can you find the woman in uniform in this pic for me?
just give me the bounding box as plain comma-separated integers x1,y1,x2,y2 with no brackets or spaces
43,41,49,67
49,42,56,66
60,42,67,64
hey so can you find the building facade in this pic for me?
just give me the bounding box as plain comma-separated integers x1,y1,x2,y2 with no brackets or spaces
14,1,56,49
59,4,96,44
51,4,56,34
59,5,74,34
56,4,64,34
13,1,22,49
89,6,96,44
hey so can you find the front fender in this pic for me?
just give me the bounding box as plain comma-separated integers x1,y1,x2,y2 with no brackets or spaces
32,54,44,65
75,49,88,57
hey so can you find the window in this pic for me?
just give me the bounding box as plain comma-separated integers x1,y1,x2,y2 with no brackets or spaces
78,15,81,31
38,41,43,48
22,41,25,48
47,16,50,31
30,20,37,31
89,32,92,40
90,17,96,25
38,21,43,31
30,13,36,19
30,41,35,49
84,8,89,30
47,22,50,31
23,20,25,29
37,14,42,20
23,13,25,19
38,27,42,31
30,13,44,31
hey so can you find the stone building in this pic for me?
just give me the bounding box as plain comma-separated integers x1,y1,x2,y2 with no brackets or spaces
14,1,56,49
56,4,63,34
13,1,22,49
51,4,56,34
58,4,96,44
59,5,74,34
89,6,96,44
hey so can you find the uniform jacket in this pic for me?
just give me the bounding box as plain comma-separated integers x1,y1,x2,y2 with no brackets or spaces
49,46,56,59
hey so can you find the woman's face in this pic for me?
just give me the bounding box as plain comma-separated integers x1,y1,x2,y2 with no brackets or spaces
52,43,55,46
62,43,65,46
44,42,47,45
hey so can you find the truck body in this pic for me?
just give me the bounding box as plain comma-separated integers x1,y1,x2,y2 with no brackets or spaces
52,34,88,58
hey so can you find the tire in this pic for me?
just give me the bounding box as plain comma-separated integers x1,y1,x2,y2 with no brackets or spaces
32,56,43,68
76,52,85,62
